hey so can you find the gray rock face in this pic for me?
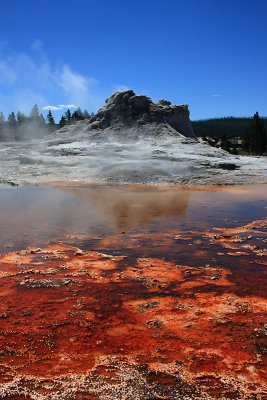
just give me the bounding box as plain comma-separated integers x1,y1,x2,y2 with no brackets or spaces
88,90,196,138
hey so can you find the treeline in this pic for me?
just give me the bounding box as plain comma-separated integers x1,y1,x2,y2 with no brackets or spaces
193,113,267,155
0,105,92,141
192,116,267,138
58,108,93,128
242,112,266,155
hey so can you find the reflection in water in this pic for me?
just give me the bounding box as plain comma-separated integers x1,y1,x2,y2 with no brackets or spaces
61,187,190,230
0,184,266,252
0,184,267,399
0,186,190,250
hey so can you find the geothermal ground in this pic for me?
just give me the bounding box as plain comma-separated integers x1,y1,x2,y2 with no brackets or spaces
0,127,267,187
0,184,266,399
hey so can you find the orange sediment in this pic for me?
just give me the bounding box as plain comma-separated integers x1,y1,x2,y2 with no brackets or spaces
0,214,266,399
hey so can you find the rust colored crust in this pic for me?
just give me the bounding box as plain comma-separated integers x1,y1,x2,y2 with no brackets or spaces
0,219,266,399
42,181,267,193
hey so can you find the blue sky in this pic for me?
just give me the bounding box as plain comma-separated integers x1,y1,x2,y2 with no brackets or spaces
0,0,266,120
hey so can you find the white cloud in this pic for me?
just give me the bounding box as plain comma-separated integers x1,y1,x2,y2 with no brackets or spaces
58,104,77,109
42,105,63,111
31,39,43,53
43,104,77,111
0,42,104,115
212,94,222,97
0,61,17,84
58,65,99,107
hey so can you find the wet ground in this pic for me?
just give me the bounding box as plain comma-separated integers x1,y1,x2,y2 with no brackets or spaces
0,184,266,399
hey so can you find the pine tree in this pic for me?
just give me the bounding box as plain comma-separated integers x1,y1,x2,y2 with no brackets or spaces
71,107,85,122
47,110,55,125
17,111,27,125
242,112,266,155
72,110,78,123
29,104,40,121
46,110,56,132
7,112,17,140
0,112,4,140
231,144,238,155
39,113,46,125
83,109,90,118
8,112,17,127
223,140,231,153
65,109,71,125
242,130,250,153
59,115,66,128
76,107,85,120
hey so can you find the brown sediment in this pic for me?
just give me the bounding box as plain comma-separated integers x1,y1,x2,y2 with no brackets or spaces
42,181,267,191
0,210,266,399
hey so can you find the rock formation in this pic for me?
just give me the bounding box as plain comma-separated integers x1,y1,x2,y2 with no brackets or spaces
2,90,266,187
86,90,196,138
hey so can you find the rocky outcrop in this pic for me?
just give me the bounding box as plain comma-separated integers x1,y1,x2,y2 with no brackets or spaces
88,90,196,138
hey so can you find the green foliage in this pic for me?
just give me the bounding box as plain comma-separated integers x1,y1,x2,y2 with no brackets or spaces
83,109,90,118
77,107,85,120
193,115,267,155
192,117,267,139
47,110,55,124
0,104,94,141
0,106,54,140
242,112,266,155
17,111,27,124
29,104,40,120
39,113,46,125
46,110,56,132
59,115,66,128
8,112,17,127
231,144,238,155
65,109,72,125
72,107,85,122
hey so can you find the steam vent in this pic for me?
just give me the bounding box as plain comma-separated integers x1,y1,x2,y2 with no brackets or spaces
79,90,196,138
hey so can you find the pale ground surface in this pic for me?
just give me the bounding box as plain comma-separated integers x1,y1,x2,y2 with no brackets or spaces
0,124,267,186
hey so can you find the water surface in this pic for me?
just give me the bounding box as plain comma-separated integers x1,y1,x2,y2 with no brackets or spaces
0,184,266,252
0,184,266,399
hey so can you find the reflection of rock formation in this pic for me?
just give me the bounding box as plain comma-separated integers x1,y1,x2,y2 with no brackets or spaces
63,186,190,230
0,186,190,251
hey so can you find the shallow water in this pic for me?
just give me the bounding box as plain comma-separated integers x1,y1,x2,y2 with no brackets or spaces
0,184,266,252
0,184,266,399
